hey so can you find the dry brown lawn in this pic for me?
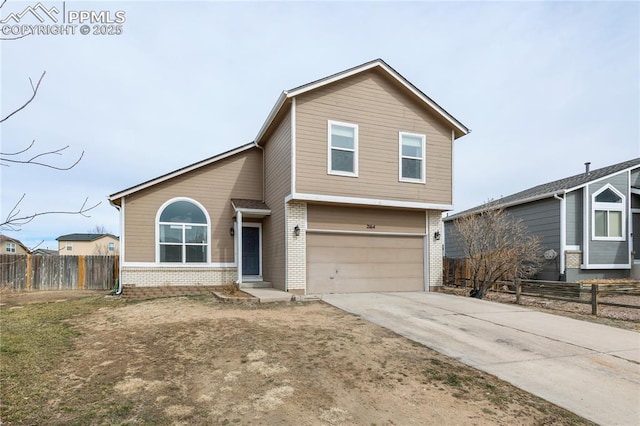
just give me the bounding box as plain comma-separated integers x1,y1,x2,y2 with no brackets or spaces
0,291,594,425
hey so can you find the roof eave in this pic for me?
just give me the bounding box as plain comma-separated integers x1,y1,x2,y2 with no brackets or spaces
255,59,470,145
444,190,566,222
108,142,256,201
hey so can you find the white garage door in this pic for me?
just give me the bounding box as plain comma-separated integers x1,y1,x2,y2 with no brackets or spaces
307,233,425,294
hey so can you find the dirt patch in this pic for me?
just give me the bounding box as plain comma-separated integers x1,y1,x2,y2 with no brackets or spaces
0,288,108,308
1,296,591,425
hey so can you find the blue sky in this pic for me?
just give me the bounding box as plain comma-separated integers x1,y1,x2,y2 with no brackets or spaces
1,1,639,250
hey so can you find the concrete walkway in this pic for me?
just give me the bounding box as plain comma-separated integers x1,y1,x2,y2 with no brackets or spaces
241,287,293,303
322,292,640,426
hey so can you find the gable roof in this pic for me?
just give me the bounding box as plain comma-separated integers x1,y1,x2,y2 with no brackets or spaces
0,234,29,252
109,143,256,202
109,59,469,203
445,157,640,221
255,58,470,145
56,233,119,242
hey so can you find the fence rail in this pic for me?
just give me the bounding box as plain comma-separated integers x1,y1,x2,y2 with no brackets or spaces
0,255,119,291
443,257,640,316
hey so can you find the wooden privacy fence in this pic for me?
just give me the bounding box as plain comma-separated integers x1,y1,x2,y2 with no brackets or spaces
0,255,119,291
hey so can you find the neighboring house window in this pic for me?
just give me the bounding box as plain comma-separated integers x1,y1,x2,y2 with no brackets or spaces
6,242,16,253
328,120,358,177
399,132,426,183
158,199,208,263
592,185,625,241
66,242,73,251
108,242,115,252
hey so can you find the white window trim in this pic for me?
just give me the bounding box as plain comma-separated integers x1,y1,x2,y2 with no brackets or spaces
327,120,358,177
155,197,212,264
399,131,426,184
66,242,73,251
591,184,626,242
6,242,16,253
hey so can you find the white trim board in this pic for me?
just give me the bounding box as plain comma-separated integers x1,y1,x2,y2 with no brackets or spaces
286,192,452,211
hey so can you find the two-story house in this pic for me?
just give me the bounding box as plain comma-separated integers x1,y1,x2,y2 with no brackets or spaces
444,158,640,282
109,59,469,295
57,233,120,255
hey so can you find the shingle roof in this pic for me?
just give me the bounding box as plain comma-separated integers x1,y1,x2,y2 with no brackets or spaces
0,234,29,252
56,233,119,242
231,199,270,211
445,157,640,221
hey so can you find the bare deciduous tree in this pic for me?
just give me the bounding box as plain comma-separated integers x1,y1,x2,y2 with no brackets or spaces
88,225,108,235
0,12,100,233
454,204,543,299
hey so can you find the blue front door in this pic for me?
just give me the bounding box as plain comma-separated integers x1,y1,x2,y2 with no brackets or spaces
242,226,260,276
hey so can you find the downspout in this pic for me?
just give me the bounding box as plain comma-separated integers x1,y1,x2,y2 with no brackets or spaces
554,192,566,280
108,197,124,295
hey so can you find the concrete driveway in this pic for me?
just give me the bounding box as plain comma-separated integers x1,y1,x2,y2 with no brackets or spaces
322,292,640,426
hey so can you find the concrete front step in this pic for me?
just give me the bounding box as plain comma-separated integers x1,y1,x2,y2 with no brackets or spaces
239,281,272,289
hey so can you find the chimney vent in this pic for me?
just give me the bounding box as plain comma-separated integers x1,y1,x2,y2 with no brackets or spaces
585,162,591,175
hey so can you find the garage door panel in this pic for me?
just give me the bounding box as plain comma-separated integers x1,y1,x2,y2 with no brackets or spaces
307,233,425,294
308,246,422,264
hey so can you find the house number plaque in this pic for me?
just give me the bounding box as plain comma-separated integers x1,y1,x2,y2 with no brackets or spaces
366,224,376,229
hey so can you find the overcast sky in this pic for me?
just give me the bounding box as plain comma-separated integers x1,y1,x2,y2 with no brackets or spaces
1,1,639,250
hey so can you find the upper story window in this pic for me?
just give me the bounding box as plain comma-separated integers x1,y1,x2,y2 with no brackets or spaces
592,185,625,241
108,242,115,252
6,242,16,253
158,199,209,263
328,120,358,177
66,242,73,251
399,132,426,183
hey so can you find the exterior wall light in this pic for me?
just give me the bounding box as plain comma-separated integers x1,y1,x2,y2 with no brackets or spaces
294,225,300,236
434,231,441,241
229,227,235,237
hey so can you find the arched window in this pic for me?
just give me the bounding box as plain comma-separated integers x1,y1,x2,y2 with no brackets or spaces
158,199,209,263
592,185,625,241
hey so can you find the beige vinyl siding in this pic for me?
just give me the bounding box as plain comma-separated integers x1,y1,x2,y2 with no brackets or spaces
262,108,292,289
59,236,119,256
307,204,425,234
123,148,263,263
295,68,453,204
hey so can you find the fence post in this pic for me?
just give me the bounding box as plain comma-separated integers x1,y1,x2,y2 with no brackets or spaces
591,284,598,316
515,278,521,304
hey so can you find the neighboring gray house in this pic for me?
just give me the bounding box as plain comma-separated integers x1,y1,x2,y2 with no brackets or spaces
444,158,640,282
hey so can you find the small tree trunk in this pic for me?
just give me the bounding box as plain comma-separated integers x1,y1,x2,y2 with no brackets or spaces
515,278,521,304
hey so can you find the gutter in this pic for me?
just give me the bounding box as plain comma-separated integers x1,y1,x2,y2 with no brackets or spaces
554,192,567,279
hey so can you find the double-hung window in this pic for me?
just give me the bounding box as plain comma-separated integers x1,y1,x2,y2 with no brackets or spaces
399,132,426,183
158,199,209,263
328,120,358,177
592,185,625,241
6,242,16,253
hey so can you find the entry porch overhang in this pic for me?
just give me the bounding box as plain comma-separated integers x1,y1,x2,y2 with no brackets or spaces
231,199,271,285
231,199,271,219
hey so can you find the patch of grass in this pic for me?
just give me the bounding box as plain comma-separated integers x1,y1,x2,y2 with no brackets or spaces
445,373,462,387
0,296,124,423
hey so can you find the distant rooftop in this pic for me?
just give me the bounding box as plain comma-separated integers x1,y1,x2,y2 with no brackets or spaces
446,157,640,221
56,233,119,242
